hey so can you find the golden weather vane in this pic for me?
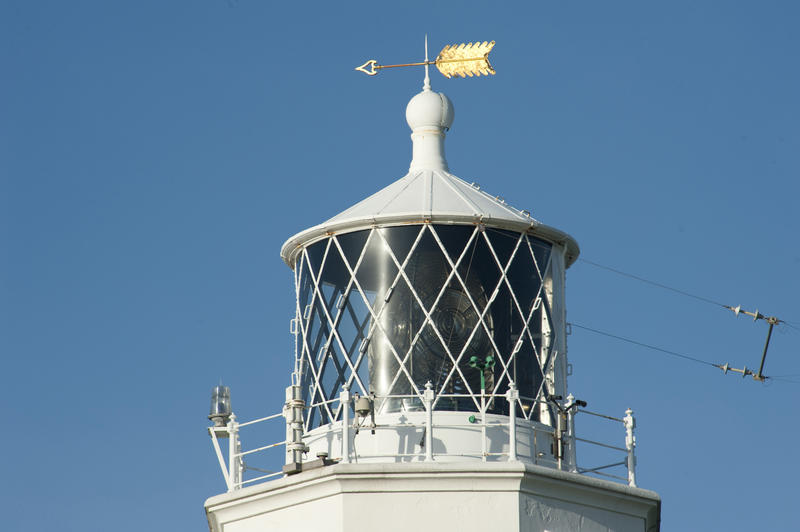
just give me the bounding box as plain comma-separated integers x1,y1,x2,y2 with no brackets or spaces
355,40,496,78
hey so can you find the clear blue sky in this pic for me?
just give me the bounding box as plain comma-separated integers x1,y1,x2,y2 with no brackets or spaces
2,1,798,531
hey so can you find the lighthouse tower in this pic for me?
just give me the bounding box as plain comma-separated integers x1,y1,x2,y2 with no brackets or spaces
205,74,661,532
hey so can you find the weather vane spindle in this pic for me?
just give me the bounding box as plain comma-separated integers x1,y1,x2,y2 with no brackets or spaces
356,40,496,78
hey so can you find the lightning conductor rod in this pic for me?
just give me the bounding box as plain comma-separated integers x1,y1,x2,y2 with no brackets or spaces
423,34,430,90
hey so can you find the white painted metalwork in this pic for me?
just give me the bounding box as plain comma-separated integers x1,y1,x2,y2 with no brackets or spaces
208,82,645,498
423,380,434,461
280,82,579,268
274,83,584,478
340,385,350,463
291,223,565,434
624,408,637,487
228,415,241,490
208,409,287,492
506,382,519,461
565,393,578,472
208,391,640,489
281,169,579,268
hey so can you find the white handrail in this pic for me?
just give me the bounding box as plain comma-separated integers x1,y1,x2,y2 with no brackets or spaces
208,387,640,490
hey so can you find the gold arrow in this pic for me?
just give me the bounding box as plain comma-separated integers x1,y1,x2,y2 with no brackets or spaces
355,41,496,78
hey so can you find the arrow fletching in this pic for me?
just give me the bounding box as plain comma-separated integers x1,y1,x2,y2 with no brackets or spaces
435,41,496,78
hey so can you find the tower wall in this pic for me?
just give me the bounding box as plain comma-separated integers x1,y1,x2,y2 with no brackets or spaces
205,463,660,532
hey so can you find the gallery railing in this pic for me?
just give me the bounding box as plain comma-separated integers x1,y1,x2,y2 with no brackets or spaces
208,384,638,491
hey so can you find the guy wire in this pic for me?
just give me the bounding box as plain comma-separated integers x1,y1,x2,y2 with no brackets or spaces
570,322,720,368
577,258,727,308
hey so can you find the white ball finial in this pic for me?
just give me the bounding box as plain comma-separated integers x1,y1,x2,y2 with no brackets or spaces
405,89,454,172
405,90,454,131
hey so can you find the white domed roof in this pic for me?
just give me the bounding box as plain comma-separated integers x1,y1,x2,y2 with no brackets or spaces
280,86,579,268
280,168,579,268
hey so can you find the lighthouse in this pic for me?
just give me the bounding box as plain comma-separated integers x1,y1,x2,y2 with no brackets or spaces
204,65,661,532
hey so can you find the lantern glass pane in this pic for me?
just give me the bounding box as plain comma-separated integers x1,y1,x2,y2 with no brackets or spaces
296,225,555,427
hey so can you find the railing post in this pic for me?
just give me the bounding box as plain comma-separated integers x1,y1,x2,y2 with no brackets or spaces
480,387,487,462
556,408,564,471
624,408,637,487
227,413,240,491
340,385,351,463
565,394,577,472
505,382,519,461
423,381,435,461
234,427,242,488
284,384,305,467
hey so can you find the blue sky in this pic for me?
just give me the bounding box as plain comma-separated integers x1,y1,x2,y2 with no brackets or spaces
2,1,798,530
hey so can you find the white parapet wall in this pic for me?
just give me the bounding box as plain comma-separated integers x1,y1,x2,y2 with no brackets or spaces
302,411,561,467
205,462,660,532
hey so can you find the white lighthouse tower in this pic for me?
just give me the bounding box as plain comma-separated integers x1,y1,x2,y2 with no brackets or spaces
205,67,661,532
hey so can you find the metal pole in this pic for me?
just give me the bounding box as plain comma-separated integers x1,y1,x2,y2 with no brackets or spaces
423,381,434,461
480,386,487,462
227,413,239,491
209,427,231,491
565,394,577,472
341,385,351,463
506,382,519,461
556,409,563,471
285,384,305,465
624,408,637,487
755,321,775,381
234,430,242,489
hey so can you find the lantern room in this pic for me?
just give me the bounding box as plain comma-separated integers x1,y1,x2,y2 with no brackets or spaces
280,80,579,466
